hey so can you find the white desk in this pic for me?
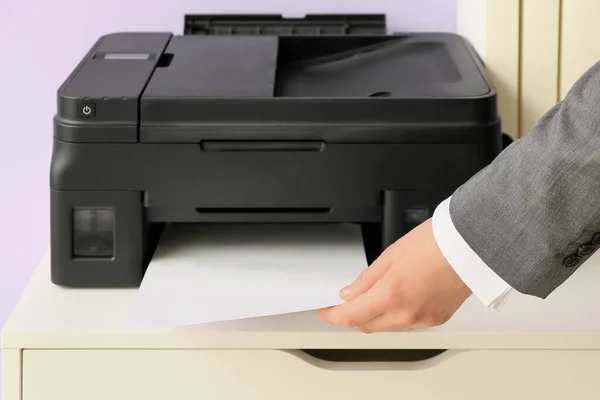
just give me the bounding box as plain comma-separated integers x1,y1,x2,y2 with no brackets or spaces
3,250,600,400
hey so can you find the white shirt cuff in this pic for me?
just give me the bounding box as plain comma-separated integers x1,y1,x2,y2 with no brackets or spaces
432,197,512,309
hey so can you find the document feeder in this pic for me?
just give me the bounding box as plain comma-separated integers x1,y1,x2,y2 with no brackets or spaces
50,14,503,287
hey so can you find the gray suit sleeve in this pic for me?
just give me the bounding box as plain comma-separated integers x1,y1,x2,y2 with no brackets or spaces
450,60,600,299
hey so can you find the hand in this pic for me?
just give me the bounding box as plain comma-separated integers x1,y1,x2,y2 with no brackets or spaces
318,218,472,333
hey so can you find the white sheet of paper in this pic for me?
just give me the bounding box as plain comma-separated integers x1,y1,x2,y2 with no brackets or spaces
125,223,368,329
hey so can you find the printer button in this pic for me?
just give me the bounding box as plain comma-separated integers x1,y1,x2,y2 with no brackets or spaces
79,103,96,118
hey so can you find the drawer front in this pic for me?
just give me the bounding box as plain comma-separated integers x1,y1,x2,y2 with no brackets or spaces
23,349,600,400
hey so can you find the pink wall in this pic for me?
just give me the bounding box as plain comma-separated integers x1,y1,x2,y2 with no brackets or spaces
0,1,456,395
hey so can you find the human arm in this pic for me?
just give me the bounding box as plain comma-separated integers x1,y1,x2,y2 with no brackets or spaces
319,60,600,331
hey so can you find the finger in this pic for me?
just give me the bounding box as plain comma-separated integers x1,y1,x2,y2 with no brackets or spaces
357,308,450,333
340,256,392,302
357,311,427,333
320,282,390,328
317,307,333,321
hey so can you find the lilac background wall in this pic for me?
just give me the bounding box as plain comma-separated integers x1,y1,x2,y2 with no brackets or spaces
0,0,456,394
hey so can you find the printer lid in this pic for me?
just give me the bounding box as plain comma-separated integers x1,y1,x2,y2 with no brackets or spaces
56,14,497,144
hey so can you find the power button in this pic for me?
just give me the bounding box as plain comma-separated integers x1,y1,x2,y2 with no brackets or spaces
79,103,96,118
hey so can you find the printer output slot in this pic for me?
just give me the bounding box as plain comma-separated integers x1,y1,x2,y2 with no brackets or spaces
194,207,333,214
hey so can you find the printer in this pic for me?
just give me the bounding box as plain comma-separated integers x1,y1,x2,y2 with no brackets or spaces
50,14,505,287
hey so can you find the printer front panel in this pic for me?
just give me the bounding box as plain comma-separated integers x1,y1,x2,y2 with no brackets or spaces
49,136,496,287
50,139,492,217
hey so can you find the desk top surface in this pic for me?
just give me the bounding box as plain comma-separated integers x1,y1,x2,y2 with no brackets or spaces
3,250,600,350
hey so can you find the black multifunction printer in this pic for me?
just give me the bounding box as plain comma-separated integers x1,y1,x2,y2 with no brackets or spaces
50,14,505,287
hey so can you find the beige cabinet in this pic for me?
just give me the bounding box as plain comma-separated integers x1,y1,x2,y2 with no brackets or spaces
458,0,600,139
5,252,600,399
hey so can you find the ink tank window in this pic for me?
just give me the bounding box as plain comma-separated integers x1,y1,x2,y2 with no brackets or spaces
73,208,115,258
